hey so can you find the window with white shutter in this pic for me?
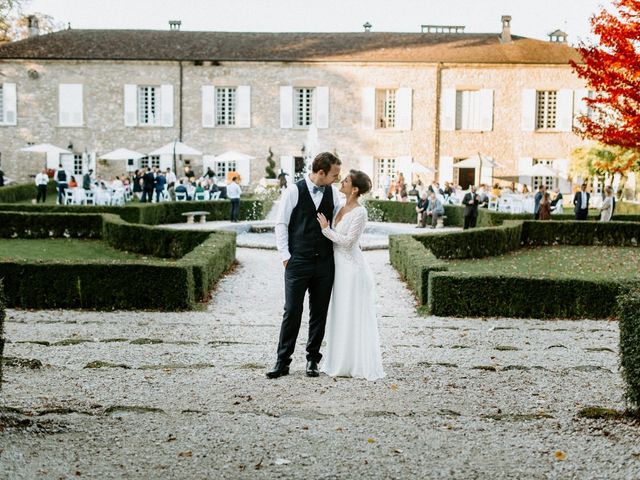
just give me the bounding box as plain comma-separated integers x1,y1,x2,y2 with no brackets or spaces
532,159,557,190
294,87,314,127
214,159,237,179
0,83,17,125
140,156,160,169
536,91,557,129
59,84,83,127
138,86,160,125
455,90,482,130
375,158,396,189
216,87,237,126
376,89,396,129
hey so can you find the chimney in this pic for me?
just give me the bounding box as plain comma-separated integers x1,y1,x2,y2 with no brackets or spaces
169,20,181,31
363,22,372,32
500,15,512,43
27,15,40,37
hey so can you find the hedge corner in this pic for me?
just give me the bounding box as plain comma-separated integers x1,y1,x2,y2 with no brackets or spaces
618,288,640,410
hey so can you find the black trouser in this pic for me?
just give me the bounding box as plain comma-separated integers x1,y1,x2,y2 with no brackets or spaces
230,198,240,221
57,183,67,204
277,255,334,365
36,184,47,203
141,188,154,203
575,208,588,220
463,214,477,230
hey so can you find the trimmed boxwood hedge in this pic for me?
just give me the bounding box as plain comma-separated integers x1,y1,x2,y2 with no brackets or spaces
0,281,4,388
0,181,56,203
0,211,237,310
389,234,446,305
390,219,640,319
415,220,522,259
618,288,640,409
428,272,630,319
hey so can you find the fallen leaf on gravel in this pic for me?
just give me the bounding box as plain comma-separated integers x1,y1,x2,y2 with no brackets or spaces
167,435,176,442
336,427,343,432
390,384,398,391
275,458,291,465
392,448,403,454
178,451,193,458
367,437,377,443
554,450,567,461
255,459,263,470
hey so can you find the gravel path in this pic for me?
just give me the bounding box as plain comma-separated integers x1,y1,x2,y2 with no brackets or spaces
1,248,639,479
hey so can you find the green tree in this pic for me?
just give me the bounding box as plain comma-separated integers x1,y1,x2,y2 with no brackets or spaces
265,147,276,179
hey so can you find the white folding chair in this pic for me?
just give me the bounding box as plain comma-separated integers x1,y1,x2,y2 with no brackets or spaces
64,189,75,205
84,191,95,206
210,191,221,200
498,197,512,213
194,191,206,201
175,191,187,202
111,190,125,206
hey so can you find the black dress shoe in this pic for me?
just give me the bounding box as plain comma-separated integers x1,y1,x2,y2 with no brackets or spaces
306,360,320,377
266,362,290,379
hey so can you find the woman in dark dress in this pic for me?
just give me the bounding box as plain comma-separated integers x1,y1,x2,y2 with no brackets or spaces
538,192,552,220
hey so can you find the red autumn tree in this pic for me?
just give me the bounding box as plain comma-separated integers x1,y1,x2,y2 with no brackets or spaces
571,0,640,149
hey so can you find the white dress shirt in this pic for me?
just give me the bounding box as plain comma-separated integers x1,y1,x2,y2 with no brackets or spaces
581,191,588,209
35,172,49,186
275,175,342,262
226,182,242,199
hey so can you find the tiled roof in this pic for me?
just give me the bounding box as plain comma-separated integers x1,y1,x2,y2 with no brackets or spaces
0,29,582,64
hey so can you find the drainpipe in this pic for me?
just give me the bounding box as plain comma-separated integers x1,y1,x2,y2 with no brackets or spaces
174,60,184,173
434,62,442,181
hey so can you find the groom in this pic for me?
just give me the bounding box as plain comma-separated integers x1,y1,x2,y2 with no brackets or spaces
267,152,342,379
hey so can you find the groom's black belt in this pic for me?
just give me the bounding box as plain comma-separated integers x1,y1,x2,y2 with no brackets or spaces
290,252,333,261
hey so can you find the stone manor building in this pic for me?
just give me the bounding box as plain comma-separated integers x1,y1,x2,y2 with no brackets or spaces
0,16,591,194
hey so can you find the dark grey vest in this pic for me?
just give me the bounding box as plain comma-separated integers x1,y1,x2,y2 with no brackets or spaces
288,180,334,259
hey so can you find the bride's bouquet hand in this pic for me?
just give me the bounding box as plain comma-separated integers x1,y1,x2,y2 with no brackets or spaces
317,213,329,229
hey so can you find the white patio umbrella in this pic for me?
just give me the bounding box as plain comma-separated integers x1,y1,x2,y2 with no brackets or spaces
523,163,562,177
100,148,145,161
410,162,435,174
213,150,255,162
148,141,202,156
20,143,71,169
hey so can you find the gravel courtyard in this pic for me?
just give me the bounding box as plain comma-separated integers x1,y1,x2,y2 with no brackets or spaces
1,247,639,479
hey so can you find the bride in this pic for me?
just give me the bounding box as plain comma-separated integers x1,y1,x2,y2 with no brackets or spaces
317,169,384,381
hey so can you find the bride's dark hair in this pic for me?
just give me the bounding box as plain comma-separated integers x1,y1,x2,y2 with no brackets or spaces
349,169,372,196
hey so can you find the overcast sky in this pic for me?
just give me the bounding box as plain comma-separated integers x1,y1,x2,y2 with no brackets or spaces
27,0,612,45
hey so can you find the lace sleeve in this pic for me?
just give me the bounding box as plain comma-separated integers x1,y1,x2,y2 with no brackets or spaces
321,207,367,248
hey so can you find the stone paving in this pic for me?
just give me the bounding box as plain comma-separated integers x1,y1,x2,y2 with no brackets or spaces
1,248,640,479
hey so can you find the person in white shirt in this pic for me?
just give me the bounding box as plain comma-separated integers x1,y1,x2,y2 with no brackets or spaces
267,152,342,379
226,175,242,222
34,169,49,203
165,168,177,188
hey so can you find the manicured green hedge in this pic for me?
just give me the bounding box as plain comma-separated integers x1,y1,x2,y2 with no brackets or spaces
178,231,236,301
102,214,211,258
0,181,56,203
389,234,446,305
428,272,631,319
618,288,640,409
0,212,103,238
0,281,4,388
414,221,522,259
521,220,640,247
365,199,459,226
0,197,272,225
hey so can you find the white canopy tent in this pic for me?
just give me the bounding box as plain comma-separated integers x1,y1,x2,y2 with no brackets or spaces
523,162,565,178
20,143,71,169
149,141,203,156
100,148,146,161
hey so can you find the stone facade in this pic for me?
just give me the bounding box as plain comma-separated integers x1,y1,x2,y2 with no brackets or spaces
0,37,590,193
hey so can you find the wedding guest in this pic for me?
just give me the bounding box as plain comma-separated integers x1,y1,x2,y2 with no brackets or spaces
426,191,445,228
154,170,166,202
165,167,177,188
82,169,93,191
68,175,78,188
573,183,590,220
54,163,68,204
522,184,530,196
133,169,143,199
492,183,501,197
174,178,190,200
533,185,546,220
415,192,428,227
550,188,564,212
599,187,614,222
462,186,479,229
35,168,49,203
141,167,155,203
538,192,552,220
111,175,124,190
227,175,242,222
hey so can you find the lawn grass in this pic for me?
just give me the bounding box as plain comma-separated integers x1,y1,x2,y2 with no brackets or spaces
0,238,165,262
447,245,640,281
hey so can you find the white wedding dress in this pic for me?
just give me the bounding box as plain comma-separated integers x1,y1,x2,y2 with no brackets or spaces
320,204,385,381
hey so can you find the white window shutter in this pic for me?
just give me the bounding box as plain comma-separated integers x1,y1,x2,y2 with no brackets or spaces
556,89,574,132
280,86,293,129
359,155,374,179
395,88,412,131
160,84,174,127
89,152,96,172
124,84,137,126
235,85,251,128
280,155,295,179
439,156,454,184
315,86,329,129
480,157,493,185
361,87,375,129
479,89,494,132
440,88,456,131
3,83,16,125
59,84,83,127
202,86,215,128
159,154,172,171
235,156,251,186
521,89,536,132
396,156,412,183
573,89,589,128
518,157,533,186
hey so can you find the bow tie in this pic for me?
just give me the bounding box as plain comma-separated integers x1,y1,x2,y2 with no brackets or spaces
312,185,325,194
